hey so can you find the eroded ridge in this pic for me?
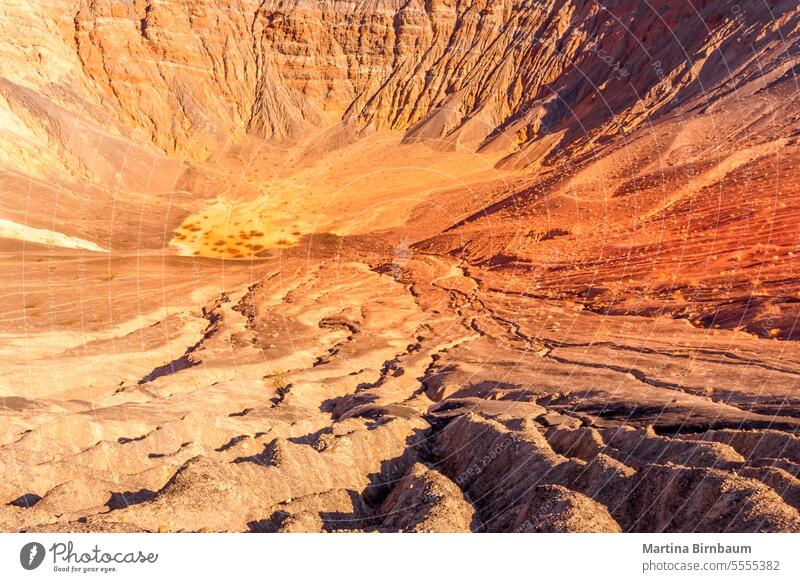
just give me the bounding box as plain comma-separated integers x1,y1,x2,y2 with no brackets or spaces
2,251,799,533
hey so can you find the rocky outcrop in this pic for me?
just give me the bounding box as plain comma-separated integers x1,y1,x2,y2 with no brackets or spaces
379,463,478,532
4,0,799,176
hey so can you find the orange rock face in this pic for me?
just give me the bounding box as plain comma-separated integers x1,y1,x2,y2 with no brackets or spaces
1,0,800,532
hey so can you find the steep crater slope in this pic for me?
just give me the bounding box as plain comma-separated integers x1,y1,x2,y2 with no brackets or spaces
1,0,798,253
4,1,796,161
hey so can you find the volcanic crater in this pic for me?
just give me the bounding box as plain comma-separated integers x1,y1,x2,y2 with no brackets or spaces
2,0,800,532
